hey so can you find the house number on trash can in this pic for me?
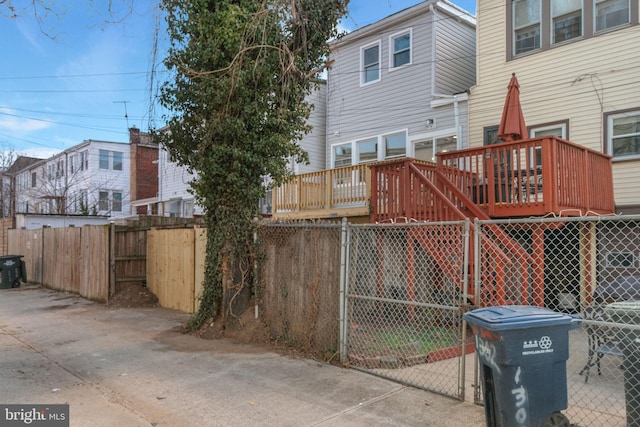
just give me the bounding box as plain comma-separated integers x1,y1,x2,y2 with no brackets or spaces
511,366,528,425
522,336,554,355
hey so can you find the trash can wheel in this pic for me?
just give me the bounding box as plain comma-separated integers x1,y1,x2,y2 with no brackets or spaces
11,279,20,288
541,412,570,427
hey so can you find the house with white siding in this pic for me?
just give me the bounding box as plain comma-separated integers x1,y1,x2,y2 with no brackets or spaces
467,0,640,214
14,140,131,218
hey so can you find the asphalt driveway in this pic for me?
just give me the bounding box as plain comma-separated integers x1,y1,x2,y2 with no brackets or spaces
0,285,485,426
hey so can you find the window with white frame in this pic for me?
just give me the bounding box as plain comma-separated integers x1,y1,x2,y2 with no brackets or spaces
530,122,567,165
113,152,123,171
390,29,411,69
357,138,377,163
80,151,88,171
99,150,124,171
552,0,583,43
333,143,352,167
98,191,109,211
595,0,630,32
607,110,640,159
513,0,541,55
112,192,122,212
384,132,407,158
414,135,458,163
361,42,381,85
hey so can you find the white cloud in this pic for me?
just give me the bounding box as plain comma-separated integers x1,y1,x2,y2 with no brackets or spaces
0,109,52,132
18,147,61,159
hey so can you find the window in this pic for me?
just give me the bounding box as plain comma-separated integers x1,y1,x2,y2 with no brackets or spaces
552,0,583,43
414,135,458,162
99,150,110,169
69,156,75,174
80,151,88,171
112,192,122,212
99,150,124,170
31,172,36,188
513,0,541,55
509,0,636,58
606,110,640,159
56,160,64,178
334,144,352,167
113,152,123,171
595,0,630,32
390,30,411,68
530,122,567,166
361,42,380,85
98,191,109,211
357,138,377,163
607,252,635,267
483,125,500,146
384,132,406,158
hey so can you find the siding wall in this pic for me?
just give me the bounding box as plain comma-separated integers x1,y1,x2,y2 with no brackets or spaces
434,5,476,95
297,82,327,174
468,1,640,211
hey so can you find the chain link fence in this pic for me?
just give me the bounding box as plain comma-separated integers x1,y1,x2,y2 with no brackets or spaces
345,221,471,399
476,215,640,427
256,215,640,425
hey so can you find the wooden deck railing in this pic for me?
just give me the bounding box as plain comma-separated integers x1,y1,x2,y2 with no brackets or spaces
272,136,615,221
436,136,615,218
272,164,370,219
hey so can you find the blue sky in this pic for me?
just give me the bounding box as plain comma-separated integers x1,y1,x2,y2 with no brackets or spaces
0,0,476,159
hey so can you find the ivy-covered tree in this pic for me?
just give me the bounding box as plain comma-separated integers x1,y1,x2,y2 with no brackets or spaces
158,0,347,329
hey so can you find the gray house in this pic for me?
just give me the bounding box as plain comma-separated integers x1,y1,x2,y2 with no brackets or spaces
271,0,476,220
325,0,476,169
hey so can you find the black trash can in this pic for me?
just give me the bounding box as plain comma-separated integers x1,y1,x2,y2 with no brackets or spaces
603,301,640,427
0,255,26,289
464,305,578,427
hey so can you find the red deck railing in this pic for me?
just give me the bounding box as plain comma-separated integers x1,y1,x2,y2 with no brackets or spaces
434,136,615,218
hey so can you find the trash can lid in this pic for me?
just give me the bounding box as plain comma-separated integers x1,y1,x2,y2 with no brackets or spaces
464,305,575,331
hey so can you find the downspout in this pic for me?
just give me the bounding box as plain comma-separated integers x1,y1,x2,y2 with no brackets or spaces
429,2,463,149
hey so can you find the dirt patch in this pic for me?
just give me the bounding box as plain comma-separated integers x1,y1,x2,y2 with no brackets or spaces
188,306,271,346
108,284,159,308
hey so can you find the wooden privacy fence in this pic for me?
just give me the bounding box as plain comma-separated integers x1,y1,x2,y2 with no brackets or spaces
7,223,205,311
8,226,110,301
146,227,206,313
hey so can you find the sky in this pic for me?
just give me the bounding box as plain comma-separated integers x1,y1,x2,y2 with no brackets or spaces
0,0,476,160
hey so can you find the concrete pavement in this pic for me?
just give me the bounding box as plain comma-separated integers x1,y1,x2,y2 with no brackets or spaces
0,284,485,426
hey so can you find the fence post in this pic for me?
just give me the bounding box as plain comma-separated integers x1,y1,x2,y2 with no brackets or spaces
109,223,115,302
339,217,349,364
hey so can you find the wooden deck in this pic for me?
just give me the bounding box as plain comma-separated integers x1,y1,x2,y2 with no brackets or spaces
272,136,614,222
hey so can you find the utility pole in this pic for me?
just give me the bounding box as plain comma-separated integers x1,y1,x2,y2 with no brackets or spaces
113,100,130,129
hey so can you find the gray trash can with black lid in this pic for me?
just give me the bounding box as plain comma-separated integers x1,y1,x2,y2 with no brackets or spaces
603,301,640,427
0,255,26,289
463,305,578,427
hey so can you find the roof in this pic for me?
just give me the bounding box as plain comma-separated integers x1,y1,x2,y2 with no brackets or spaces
332,0,475,47
5,156,44,174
